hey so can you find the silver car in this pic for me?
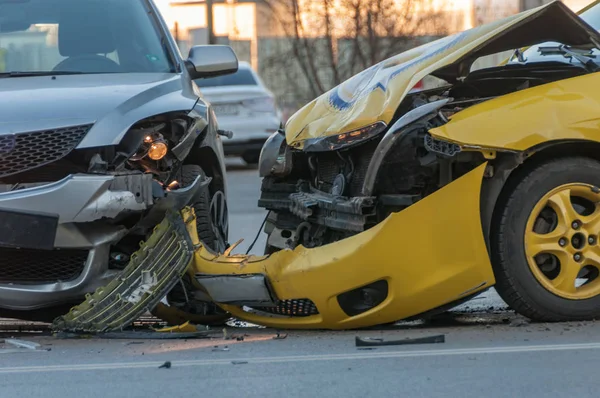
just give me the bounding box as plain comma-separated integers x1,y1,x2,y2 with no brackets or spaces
196,62,282,165
0,0,237,320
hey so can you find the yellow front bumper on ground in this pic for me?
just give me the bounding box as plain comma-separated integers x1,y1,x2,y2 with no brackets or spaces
190,163,495,330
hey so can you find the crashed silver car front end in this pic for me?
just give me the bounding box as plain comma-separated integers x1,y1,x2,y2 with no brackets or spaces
0,113,216,310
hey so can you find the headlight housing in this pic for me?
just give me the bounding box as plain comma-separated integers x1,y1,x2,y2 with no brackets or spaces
259,129,293,178
301,121,387,152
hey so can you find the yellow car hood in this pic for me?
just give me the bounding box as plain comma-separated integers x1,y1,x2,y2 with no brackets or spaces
285,1,600,148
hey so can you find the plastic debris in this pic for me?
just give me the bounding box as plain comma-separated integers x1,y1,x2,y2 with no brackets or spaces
159,361,172,369
155,321,199,333
5,338,41,350
355,334,445,347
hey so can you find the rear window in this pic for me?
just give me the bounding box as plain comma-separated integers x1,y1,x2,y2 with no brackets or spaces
195,68,257,87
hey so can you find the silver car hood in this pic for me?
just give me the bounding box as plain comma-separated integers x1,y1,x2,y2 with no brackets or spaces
0,73,199,148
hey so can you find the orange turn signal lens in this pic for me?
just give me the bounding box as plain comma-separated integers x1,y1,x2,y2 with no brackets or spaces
148,142,168,160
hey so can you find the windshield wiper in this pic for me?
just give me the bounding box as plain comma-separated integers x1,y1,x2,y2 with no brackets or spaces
0,71,85,78
537,45,600,72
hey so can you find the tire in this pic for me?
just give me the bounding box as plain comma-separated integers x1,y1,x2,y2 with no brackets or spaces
492,156,600,322
180,165,228,253
242,151,260,165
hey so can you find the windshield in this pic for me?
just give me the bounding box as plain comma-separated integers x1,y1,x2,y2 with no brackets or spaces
195,68,257,88
0,0,175,74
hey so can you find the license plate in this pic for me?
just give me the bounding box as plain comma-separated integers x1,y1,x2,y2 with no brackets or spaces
213,104,239,116
0,209,58,250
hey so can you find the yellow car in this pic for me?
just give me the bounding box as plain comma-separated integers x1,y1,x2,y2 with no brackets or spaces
181,1,600,330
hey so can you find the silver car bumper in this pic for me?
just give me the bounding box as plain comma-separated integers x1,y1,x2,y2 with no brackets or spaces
0,172,207,310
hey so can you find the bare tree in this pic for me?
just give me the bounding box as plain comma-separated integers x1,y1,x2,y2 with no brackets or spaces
259,0,450,108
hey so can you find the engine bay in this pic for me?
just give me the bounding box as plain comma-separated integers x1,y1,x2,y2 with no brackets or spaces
259,61,591,251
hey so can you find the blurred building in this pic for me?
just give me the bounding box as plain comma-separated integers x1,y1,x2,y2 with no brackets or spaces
155,0,594,114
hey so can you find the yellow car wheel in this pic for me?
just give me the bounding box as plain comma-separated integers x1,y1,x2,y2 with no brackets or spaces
492,157,600,322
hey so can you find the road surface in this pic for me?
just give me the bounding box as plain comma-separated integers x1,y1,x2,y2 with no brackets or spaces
1,161,597,397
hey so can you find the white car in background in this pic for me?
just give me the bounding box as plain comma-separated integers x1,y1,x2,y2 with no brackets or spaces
196,62,282,165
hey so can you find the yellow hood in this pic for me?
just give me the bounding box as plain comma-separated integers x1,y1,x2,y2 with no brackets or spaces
285,1,600,149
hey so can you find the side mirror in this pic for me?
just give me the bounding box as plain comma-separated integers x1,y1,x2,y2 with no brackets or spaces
185,45,238,79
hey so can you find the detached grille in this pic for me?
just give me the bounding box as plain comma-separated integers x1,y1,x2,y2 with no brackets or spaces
252,299,319,317
0,124,92,179
0,248,88,284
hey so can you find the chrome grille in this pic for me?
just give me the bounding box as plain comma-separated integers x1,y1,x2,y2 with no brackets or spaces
0,124,92,179
0,248,88,284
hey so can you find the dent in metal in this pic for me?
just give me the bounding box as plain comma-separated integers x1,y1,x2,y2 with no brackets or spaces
361,99,451,196
0,173,155,223
54,223,128,249
132,174,211,232
195,274,277,306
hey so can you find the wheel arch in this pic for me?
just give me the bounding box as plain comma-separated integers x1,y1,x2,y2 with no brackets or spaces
184,143,226,197
481,139,600,254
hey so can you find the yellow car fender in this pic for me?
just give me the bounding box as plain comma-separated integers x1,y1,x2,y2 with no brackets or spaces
189,163,495,330
430,73,600,152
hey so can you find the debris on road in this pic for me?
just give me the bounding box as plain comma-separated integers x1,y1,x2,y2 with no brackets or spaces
273,332,288,340
509,318,530,327
155,321,200,333
5,338,41,350
355,334,445,347
0,338,47,354
159,361,172,369
212,346,230,352
232,361,248,365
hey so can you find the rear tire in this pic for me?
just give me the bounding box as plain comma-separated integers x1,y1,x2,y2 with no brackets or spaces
492,156,600,322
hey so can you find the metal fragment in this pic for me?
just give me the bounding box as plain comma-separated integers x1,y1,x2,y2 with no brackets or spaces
355,334,445,347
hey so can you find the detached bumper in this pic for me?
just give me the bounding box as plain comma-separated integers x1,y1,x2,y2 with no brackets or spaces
191,163,495,329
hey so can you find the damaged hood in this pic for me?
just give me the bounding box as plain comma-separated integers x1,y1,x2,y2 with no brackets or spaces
285,1,600,148
0,73,199,148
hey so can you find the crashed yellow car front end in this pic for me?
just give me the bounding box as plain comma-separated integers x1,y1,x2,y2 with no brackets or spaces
190,164,493,329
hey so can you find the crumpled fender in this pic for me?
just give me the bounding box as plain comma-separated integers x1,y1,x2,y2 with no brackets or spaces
189,163,495,330
429,72,600,152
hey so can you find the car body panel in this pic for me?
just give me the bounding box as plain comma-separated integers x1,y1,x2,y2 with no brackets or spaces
284,1,600,149
0,73,200,148
190,163,494,329
429,72,600,151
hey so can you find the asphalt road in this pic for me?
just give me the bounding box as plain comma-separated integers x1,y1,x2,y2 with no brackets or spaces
1,161,598,397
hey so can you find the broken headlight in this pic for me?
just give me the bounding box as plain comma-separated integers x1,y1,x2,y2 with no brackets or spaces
302,121,387,152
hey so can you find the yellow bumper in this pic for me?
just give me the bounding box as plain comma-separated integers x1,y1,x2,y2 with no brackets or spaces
190,163,495,330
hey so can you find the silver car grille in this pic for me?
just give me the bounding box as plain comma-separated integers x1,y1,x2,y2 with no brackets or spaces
0,248,88,284
0,124,92,179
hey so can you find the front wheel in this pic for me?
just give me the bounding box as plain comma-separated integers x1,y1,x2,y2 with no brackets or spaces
181,165,228,254
492,156,600,322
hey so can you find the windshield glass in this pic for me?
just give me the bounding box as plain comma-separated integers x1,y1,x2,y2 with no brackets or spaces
0,0,175,74
196,68,257,87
